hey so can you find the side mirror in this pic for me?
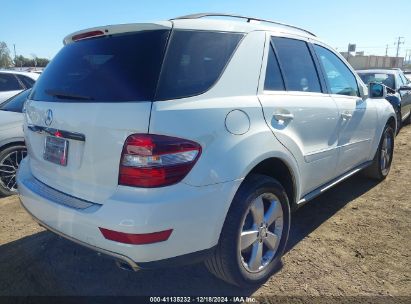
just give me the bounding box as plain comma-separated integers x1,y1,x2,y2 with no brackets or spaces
358,81,368,99
369,82,386,99
398,85,411,92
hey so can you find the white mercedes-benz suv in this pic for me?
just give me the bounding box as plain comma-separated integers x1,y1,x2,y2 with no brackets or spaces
17,13,396,287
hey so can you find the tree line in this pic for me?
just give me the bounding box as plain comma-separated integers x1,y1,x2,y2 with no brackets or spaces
0,41,49,68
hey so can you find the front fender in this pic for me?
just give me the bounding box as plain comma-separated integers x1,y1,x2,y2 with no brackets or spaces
369,98,397,159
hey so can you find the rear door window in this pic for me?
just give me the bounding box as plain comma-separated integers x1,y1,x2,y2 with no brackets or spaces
31,30,170,102
271,37,322,93
155,30,243,100
0,73,23,91
399,72,409,85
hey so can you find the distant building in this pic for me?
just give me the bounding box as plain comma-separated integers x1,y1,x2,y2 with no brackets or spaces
340,52,404,69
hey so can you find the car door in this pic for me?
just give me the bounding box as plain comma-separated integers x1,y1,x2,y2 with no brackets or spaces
258,35,340,195
312,44,377,175
398,71,411,119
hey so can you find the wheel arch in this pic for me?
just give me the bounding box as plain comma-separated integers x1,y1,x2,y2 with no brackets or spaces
0,137,26,152
387,115,396,132
243,156,299,211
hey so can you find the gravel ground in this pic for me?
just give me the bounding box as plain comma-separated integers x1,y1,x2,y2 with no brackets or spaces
0,125,410,300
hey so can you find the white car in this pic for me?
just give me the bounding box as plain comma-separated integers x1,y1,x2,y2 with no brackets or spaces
0,70,39,104
17,13,396,287
0,89,29,196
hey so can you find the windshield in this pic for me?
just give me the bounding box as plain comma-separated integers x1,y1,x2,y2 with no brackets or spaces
0,89,31,113
358,72,395,90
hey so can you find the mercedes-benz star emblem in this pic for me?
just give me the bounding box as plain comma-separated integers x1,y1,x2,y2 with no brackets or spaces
45,109,53,126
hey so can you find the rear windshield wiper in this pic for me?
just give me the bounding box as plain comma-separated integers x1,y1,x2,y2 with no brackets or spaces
45,89,94,101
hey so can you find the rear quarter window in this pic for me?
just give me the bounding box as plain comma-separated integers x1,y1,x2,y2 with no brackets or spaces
155,30,244,100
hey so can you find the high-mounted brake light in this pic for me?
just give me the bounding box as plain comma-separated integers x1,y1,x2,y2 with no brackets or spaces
72,30,105,42
119,134,201,188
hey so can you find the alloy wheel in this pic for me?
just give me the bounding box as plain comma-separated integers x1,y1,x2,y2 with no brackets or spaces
239,193,284,273
0,148,27,193
380,130,393,176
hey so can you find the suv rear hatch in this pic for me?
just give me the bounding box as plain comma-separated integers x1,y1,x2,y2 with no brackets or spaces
24,23,171,203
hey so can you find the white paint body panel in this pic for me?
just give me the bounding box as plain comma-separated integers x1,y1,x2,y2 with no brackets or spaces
17,19,396,264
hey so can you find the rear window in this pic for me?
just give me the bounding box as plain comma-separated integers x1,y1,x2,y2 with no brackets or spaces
16,75,35,88
358,72,395,90
31,30,170,102
155,30,243,100
0,73,23,92
31,29,243,102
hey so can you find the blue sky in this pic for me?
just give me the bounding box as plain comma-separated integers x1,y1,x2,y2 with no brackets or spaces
2,0,411,59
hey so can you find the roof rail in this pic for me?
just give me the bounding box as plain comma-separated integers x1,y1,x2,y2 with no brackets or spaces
171,13,316,37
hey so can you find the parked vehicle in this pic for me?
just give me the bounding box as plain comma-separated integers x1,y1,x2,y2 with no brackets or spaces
0,89,30,196
357,69,411,131
17,13,396,287
0,71,39,104
404,71,411,81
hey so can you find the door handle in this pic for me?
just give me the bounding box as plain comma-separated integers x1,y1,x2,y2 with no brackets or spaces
341,112,352,120
273,113,294,121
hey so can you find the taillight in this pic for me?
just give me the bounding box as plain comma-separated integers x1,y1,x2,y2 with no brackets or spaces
119,134,201,188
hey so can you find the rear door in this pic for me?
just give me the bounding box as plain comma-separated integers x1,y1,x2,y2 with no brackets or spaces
398,71,411,118
258,35,340,195
312,44,377,175
24,26,171,203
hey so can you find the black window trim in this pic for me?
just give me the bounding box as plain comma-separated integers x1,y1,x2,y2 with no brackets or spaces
267,36,326,94
312,43,360,97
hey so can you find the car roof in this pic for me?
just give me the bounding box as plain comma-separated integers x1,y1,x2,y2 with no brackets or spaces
64,14,318,45
171,14,316,37
0,70,40,80
357,69,397,75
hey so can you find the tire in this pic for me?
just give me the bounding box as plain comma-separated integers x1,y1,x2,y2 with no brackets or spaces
362,124,394,181
0,145,27,197
395,109,402,134
205,174,291,287
405,110,411,126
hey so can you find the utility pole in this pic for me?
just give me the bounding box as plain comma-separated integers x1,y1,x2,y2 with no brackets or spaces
385,44,389,56
13,44,17,69
394,36,405,58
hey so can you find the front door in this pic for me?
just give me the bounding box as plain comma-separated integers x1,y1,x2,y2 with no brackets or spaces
312,44,377,175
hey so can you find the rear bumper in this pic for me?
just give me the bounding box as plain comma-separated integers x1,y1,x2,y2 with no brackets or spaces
17,158,241,264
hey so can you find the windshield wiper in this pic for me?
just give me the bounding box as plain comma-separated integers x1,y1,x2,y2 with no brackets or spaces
45,89,94,101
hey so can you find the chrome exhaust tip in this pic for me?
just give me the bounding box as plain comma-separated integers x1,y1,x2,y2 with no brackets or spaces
115,260,136,272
